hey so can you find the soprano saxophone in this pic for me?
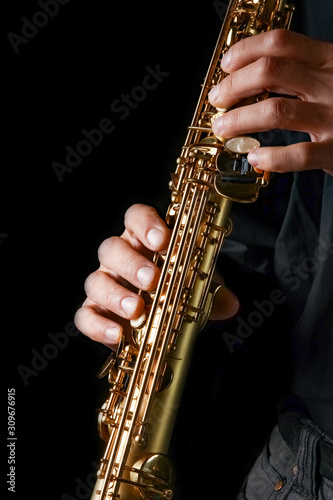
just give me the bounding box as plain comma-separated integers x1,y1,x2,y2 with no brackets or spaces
91,1,294,498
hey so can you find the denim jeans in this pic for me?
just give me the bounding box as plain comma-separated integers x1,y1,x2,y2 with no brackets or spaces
237,418,333,499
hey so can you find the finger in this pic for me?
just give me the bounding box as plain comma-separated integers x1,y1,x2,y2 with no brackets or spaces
221,29,333,73
209,57,324,110
98,237,160,291
211,98,326,140
247,141,333,174
122,204,170,254
209,286,240,321
74,299,124,347
84,270,145,321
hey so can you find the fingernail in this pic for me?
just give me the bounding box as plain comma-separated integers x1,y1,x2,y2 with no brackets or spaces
105,326,121,344
248,150,259,166
211,115,225,140
248,150,264,174
208,85,220,104
221,50,231,70
147,228,165,248
121,297,138,316
137,266,155,287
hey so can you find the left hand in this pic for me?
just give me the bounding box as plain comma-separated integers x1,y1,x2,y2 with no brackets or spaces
208,29,333,176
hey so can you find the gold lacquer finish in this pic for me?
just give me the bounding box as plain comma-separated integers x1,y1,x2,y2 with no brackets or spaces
91,2,294,498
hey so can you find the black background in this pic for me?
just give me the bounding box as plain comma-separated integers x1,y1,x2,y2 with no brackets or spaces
3,2,288,499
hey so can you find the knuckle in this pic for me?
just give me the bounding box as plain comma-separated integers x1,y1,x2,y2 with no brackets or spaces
296,142,313,169
266,28,289,52
84,271,100,296
84,271,123,310
97,236,118,262
74,305,94,336
265,98,290,128
124,204,158,241
124,203,151,225
223,73,234,94
259,55,280,79
105,287,120,310
73,307,99,342
74,307,84,331
120,252,140,279
224,107,241,131
126,202,144,214
124,203,140,222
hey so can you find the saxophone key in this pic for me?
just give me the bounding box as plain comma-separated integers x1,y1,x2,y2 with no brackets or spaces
176,156,188,168
102,416,116,426
108,388,127,399
134,434,148,448
178,310,197,323
224,136,260,155
167,344,177,355
117,365,134,375
184,304,206,315
95,491,119,499
97,458,109,478
96,352,117,379
130,454,175,499
191,267,209,280
207,235,219,244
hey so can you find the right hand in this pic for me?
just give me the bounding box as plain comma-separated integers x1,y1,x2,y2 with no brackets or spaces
74,204,239,349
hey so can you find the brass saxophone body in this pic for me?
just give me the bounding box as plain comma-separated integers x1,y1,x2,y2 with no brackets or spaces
92,1,294,498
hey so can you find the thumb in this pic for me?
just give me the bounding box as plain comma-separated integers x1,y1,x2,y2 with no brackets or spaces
209,285,240,321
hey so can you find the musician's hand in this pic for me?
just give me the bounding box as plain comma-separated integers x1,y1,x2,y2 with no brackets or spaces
208,29,333,176
74,204,239,348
